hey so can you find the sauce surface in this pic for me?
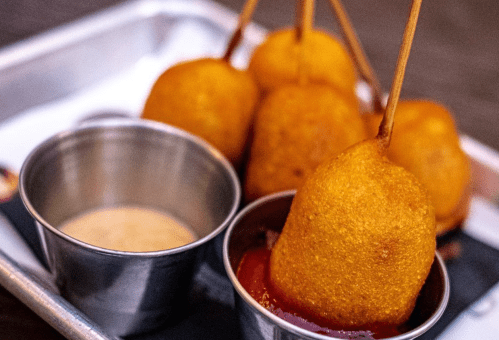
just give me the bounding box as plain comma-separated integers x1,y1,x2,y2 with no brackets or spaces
59,206,197,252
236,246,400,339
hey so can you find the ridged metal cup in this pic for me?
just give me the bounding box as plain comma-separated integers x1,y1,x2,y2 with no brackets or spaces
224,191,450,340
19,119,241,337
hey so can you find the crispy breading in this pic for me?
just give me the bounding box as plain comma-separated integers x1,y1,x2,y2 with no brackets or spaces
363,100,471,234
142,58,259,166
248,28,357,96
244,83,366,201
270,139,436,328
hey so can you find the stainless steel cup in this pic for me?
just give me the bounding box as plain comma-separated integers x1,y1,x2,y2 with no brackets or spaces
224,191,450,340
19,119,241,337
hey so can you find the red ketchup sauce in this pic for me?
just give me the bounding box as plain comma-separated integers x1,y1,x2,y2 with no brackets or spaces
236,246,402,339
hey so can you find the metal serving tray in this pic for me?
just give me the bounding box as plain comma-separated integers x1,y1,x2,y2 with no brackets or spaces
0,0,498,339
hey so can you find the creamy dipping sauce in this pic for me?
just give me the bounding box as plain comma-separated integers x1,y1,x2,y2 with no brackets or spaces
59,206,198,252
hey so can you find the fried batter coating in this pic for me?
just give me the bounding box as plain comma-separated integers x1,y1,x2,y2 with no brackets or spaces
244,84,367,201
363,100,471,234
248,28,357,96
270,139,436,329
142,58,259,166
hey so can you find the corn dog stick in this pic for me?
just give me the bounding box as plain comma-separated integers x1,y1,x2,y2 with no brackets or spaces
223,0,260,62
295,0,315,85
377,0,423,148
328,0,384,111
295,0,315,41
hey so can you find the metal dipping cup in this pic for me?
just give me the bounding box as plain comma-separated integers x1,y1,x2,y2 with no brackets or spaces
223,191,450,340
19,119,241,337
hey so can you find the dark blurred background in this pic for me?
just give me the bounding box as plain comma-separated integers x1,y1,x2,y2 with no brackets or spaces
0,0,498,151
0,0,497,338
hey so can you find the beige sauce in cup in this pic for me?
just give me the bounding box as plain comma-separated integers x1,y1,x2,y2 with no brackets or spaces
59,206,198,252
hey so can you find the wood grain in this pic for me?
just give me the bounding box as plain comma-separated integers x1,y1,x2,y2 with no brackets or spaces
0,285,66,339
1,0,498,150
217,0,499,151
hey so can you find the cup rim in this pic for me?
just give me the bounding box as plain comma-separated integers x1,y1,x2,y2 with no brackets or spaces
19,118,241,257
223,190,450,340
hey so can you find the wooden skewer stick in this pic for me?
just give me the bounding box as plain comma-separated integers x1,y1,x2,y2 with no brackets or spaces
377,0,423,148
223,0,260,62
328,0,384,112
295,0,315,85
295,0,315,42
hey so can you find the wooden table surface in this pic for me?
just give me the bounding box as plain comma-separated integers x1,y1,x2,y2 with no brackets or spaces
0,0,497,339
